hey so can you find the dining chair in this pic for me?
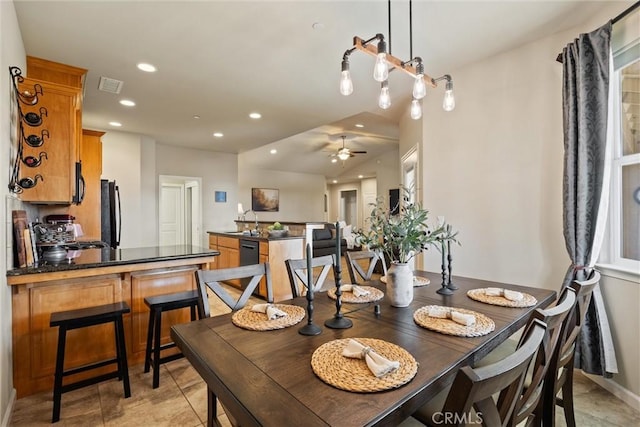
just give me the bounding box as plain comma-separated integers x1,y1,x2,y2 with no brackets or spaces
411,319,547,427
285,254,335,297
542,270,600,427
472,286,577,426
194,263,273,427
345,250,387,284
194,263,273,318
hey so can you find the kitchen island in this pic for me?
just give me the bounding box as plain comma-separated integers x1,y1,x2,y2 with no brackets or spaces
208,231,304,302
6,245,218,398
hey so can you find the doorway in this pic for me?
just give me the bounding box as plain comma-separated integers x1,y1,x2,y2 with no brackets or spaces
340,190,358,226
159,175,202,247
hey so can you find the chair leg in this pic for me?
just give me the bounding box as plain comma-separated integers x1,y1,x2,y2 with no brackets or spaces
152,307,162,389
115,314,131,398
51,325,67,423
144,308,156,373
562,367,576,427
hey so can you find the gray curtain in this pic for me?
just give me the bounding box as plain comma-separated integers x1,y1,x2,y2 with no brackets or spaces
561,22,617,377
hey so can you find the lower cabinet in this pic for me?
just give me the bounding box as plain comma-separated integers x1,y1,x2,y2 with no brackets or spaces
10,260,209,398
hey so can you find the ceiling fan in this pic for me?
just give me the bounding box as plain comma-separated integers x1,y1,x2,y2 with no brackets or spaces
330,135,367,161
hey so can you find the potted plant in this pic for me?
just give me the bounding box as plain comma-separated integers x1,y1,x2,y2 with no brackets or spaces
355,188,459,306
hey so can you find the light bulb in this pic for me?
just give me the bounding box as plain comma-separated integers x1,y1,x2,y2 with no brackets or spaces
410,99,422,120
373,53,389,82
340,70,353,96
413,75,426,99
378,82,391,110
443,89,455,111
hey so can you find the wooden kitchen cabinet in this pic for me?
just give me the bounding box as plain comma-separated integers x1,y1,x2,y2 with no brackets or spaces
209,235,240,285
41,129,104,238
17,77,82,203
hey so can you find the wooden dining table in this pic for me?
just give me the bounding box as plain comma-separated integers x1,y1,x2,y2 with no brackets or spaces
171,271,556,427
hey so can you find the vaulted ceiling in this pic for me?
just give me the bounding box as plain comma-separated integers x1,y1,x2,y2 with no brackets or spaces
13,0,626,182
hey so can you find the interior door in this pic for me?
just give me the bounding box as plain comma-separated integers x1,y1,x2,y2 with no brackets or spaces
159,183,185,246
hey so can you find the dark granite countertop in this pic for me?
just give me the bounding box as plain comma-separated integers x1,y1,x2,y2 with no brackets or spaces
207,231,304,242
6,245,219,277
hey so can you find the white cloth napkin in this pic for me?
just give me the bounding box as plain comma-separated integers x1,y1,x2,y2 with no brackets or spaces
342,339,400,378
485,287,524,301
251,303,287,320
427,307,476,326
341,284,370,297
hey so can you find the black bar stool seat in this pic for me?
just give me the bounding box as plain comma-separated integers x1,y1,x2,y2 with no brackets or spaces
144,289,199,389
50,301,131,423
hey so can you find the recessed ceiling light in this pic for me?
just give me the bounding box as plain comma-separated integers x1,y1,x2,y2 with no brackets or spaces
312,22,324,30
332,180,338,184
331,158,337,163
355,123,364,128
119,99,135,107
270,149,277,154
213,132,224,138
249,112,262,119
193,115,200,119
358,175,364,179
137,63,157,72
109,121,122,127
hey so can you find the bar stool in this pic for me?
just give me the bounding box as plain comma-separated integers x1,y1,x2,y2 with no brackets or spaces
50,301,131,423
144,289,199,389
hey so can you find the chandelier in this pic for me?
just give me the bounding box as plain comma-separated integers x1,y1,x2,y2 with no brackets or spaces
339,1,455,119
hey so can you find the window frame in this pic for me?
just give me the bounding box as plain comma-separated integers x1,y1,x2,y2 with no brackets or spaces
599,50,640,276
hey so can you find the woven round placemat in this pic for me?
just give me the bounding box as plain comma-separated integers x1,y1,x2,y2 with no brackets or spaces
467,288,537,308
380,275,430,287
311,338,418,393
413,305,495,337
327,286,384,303
231,304,306,331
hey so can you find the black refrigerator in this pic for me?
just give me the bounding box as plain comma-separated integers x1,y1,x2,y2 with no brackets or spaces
101,180,121,249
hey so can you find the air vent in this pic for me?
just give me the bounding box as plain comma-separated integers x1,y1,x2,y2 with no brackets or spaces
98,76,124,94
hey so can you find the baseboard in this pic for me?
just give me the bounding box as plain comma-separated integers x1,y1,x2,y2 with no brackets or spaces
1,388,16,427
584,372,640,412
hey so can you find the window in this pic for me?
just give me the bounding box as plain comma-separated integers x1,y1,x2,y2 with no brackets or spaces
603,35,640,274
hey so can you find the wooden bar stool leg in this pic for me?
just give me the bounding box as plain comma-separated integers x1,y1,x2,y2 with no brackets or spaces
152,307,162,389
52,325,67,423
115,314,131,398
144,308,156,373
190,304,196,321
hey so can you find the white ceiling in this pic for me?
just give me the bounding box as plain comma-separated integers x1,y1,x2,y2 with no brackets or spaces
13,0,623,182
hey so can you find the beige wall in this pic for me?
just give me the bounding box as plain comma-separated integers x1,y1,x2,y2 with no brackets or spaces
412,2,639,402
237,158,326,224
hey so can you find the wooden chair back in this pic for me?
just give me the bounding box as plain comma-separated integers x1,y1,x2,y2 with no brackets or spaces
508,286,577,425
194,263,273,317
440,320,546,427
345,250,387,283
285,255,335,298
542,270,600,427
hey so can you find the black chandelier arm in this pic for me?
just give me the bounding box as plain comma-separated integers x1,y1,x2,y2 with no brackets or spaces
432,74,453,86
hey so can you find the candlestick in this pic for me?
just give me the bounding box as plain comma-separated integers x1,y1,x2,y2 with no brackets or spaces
436,239,453,295
325,221,352,329
299,243,322,335
446,240,458,290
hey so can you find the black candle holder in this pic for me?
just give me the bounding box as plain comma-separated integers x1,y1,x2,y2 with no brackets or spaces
446,241,458,290
299,243,322,336
436,240,453,295
325,222,353,329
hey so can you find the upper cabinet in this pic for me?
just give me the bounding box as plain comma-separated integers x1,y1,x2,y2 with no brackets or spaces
10,57,87,204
